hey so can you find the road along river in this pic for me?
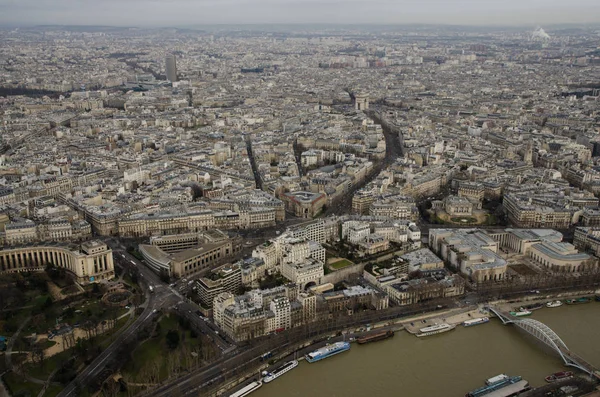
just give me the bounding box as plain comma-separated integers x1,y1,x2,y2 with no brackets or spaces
253,303,600,397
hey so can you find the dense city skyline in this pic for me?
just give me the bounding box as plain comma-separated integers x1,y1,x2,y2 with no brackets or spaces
1,0,600,27
1,9,600,397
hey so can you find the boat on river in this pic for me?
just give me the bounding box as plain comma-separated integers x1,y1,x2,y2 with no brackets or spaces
465,374,526,397
546,300,563,308
357,330,394,344
544,371,573,383
305,342,350,363
262,360,298,383
565,297,591,305
416,323,455,337
229,381,263,397
520,302,544,311
510,310,532,317
463,317,489,327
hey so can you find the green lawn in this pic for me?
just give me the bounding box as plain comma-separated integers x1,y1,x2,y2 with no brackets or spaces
329,259,354,270
31,294,52,311
123,315,173,381
2,371,44,397
38,339,57,349
0,310,30,337
45,384,64,397
126,337,168,379
98,316,131,349
26,350,71,380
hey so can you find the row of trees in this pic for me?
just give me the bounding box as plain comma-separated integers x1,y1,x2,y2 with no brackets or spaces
148,299,452,397
474,269,600,300
94,313,222,396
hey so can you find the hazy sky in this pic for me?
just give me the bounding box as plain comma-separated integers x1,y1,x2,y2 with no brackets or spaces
0,0,599,27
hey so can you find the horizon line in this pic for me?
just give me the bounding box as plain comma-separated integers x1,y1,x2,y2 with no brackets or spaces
2,22,600,29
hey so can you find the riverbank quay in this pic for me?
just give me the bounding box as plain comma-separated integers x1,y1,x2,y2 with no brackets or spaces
403,306,487,334
214,306,482,396
210,291,600,396
485,288,600,313
142,300,456,397
145,288,600,397
521,376,598,397
205,322,406,397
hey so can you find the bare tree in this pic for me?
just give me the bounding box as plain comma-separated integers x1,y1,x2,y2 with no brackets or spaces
166,350,178,379
32,346,45,367
151,360,161,384
102,378,120,397
62,332,76,351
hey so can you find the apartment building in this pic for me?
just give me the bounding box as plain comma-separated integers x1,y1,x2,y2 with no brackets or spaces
196,263,243,308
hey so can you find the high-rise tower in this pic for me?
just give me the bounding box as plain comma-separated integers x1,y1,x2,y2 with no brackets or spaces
165,54,177,82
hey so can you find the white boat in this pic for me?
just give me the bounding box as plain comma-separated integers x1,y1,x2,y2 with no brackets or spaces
305,342,350,362
510,310,532,317
463,317,490,327
262,360,298,383
546,300,563,308
416,323,455,337
229,381,263,397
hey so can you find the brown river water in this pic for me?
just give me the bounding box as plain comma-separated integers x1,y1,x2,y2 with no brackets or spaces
253,303,600,397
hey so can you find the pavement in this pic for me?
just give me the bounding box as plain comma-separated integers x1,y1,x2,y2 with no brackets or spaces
4,316,31,374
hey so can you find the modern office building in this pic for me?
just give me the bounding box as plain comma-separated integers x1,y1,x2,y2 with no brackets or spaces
139,230,241,278
165,54,177,82
196,263,242,308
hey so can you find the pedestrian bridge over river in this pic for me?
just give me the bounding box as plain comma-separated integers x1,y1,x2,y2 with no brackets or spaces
488,306,600,378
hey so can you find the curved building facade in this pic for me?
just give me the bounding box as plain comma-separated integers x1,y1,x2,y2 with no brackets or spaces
0,240,114,284
139,244,172,275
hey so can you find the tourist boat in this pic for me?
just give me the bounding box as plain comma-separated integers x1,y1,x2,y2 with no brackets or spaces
305,342,350,363
510,310,532,317
229,381,263,397
465,374,526,397
544,371,573,383
357,330,394,344
262,360,298,383
546,300,563,308
463,317,490,327
416,323,455,337
565,297,591,305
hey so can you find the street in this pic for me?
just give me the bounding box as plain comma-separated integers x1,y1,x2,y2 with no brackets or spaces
57,240,231,396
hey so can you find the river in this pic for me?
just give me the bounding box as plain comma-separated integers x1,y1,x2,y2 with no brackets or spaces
252,303,600,397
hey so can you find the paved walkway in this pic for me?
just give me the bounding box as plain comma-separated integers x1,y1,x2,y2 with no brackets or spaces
0,378,9,397
5,316,31,372
36,367,60,397
2,316,54,387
